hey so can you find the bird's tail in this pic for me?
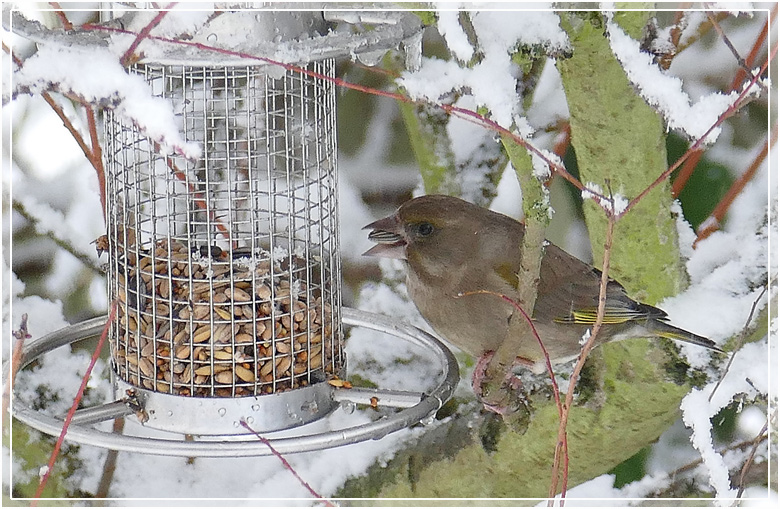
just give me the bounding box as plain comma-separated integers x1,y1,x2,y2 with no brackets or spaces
649,320,724,353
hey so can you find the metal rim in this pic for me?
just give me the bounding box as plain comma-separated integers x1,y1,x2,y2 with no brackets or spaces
7,308,459,457
3,9,424,67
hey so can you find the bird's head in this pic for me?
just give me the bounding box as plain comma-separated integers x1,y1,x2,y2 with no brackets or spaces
363,195,517,282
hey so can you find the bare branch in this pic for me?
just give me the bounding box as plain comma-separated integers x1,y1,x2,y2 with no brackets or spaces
239,420,334,506
696,125,777,245
120,4,177,67
32,302,118,504
3,314,32,418
709,278,772,402
11,198,104,275
735,409,774,500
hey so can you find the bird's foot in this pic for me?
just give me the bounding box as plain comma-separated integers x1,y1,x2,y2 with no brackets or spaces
471,351,525,415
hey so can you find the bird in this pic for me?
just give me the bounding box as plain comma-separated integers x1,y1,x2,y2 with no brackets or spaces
363,194,723,395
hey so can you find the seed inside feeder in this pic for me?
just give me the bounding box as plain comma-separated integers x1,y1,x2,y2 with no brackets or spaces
113,238,335,398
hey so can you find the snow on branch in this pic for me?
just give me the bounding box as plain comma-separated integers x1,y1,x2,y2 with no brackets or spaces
680,339,772,499
604,17,762,145
12,44,201,159
400,9,570,129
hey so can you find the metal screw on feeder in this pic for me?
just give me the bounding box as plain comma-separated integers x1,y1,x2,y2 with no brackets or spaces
4,7,458,455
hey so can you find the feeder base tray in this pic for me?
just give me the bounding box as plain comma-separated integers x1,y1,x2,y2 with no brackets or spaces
6,308,459,457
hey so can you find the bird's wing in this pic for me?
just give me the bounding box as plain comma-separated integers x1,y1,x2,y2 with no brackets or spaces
534,244,665,325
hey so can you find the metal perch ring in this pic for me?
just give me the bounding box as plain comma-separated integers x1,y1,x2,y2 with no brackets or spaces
6,308,459,457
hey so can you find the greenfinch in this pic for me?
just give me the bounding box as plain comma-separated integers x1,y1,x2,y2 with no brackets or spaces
364,194,722,380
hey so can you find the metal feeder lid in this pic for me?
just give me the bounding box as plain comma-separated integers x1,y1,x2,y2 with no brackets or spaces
4,7,424,69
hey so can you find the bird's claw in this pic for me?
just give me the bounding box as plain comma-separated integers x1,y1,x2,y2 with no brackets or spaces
471,351,525,415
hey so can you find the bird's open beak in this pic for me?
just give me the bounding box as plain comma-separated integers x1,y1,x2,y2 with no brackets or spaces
363,215,407,260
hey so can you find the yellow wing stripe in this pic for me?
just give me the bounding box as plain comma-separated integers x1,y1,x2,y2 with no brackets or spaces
554,308,644,325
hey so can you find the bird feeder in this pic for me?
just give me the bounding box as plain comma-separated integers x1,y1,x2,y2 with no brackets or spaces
5,8,458,455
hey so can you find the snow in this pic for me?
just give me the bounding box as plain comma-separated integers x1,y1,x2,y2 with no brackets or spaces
681,340,772,500
526,57,570,129
580,181,628,215
401,6,569,129
470,8,569,53
437,10,474,63
13,44,201,159
531,148,558,181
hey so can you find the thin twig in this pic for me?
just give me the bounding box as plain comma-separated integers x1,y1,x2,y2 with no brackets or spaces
48,2,73,31
705,11,761,91
734,409,774,501
82,19,772,221
729,5,776,91
709,278,772,402
32,301,118,504
239,420,334,506
80,22,609,209
3,314,31,418
553,206,617,504
120,3,177,67
11,198,104,275
695,124,778,245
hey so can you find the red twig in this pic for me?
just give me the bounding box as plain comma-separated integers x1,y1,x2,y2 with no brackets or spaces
3,314,32,418
729,4,776,91
120,3,178,67
85,106,107,220
32,301,118,503
552,209,617,505
83,18,771,221
239,420,334,506
48,2,73,31
694,123,778,246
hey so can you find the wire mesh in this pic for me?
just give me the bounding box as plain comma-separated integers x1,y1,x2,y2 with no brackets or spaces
103,61,343,399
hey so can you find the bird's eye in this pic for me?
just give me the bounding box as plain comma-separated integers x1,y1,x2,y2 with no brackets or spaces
416,222,435,237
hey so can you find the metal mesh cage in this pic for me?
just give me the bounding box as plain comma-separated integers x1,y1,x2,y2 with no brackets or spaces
103,61,343,405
